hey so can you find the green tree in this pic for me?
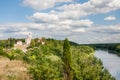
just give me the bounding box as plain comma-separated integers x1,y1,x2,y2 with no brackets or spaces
63,38,73,80
116,45,120,52
8,38,15,48
30,39,35,47
0,47,5,55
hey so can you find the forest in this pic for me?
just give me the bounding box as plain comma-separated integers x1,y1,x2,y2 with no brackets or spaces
0,38,116,80
85,43,120,56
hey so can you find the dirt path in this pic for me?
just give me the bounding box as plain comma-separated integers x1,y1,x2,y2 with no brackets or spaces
0,56,30,80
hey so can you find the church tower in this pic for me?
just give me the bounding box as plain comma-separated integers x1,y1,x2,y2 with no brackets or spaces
25,33,32,45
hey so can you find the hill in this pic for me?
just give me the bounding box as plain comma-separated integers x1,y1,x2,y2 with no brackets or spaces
0,38,115,80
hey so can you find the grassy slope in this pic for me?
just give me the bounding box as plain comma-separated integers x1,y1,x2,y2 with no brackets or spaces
0,56,30,80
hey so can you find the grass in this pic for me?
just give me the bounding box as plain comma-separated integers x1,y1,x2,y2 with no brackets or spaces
0,56,30,80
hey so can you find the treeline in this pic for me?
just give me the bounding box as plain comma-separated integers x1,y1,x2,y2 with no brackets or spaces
85,43,120,56
0,38,25,48
0,38,115,80
0,38,78,48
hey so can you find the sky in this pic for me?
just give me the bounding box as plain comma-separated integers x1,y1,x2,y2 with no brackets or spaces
0,0,120,44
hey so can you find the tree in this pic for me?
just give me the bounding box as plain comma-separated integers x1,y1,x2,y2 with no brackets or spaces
30,39,35,47
116,45,120,52
0,47,5,55
8,38,15,48
63,38,73,80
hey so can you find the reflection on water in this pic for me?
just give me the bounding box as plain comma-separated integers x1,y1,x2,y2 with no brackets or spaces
95,50,120,80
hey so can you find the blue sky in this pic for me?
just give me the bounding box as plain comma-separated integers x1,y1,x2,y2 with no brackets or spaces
0,0,33,23
0,0,120,44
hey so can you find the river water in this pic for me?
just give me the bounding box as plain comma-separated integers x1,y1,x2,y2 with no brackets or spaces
95,50,120,80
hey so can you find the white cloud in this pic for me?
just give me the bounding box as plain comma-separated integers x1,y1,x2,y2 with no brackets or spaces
72,19,93,27
108,0,120,8
23,0,72,10
56,0,72,2
29,12,59,23
55,19,93,27
58,10,87,19
23,0,55,10
57,0,120,19
0,34,3,37
14,31,33,36
0,27,6,30
1,22,120,43
90,0,111,7
87,24,120,34
0,23,46,31
29,12,93,27
104,16,116,21
98,34,120,43
72,28,86,32
0,20,92,39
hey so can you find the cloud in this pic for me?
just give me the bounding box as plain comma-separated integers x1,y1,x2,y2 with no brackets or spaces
57,0,120,19
0,34,3,37
88,24,120,34
23,0,72,10
0,22,120,43
0,27,6,30
104,16,116,21
0,23,45,31
72,28,86,32
0,19,92,39
14,31,33,36
29,12,93,27
29,12,59,23
71,19,93,27
68,24,120,43
98,34,120,43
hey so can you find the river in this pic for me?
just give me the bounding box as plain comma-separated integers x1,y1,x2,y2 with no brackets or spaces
95,50,120,80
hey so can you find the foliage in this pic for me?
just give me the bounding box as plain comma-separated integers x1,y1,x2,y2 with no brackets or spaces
29,39,36,48
116,45,120,53
87,43,120,56
0,46,6,56
24,48,63,80
6,49,24,60
29,55,63,80
63,39,73,80
78,46,94,55
0,38,115,80
0,38,25,48
71,46,115,80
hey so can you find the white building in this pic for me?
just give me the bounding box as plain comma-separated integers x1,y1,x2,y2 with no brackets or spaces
41,41,45,45
38,37,46,45
16,41,23,45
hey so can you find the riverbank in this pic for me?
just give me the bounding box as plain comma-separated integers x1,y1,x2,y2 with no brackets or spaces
84,43,120,56
108,50,120,56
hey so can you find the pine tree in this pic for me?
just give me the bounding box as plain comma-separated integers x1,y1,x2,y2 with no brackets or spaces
63,38,73,80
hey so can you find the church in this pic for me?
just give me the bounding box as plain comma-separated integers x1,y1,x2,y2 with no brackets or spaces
14,33,32,52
